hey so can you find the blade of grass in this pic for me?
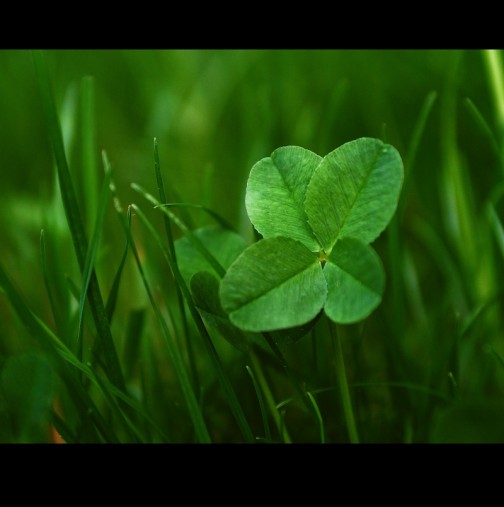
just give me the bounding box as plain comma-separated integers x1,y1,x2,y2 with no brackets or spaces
32,50,124,390
405,91,438,179
385,91,437,401
279,409,288,444
247,351,292,443
88,370,141,443
106,164,188,442
75,151,113,362
158,203,235,231
154,139,200,396
89,342,171,442
131,183,226,278
2,257,159,442
104,228,130,324
278,381,451,409
262,331,320,428
401,90,437,215
484,49,504,180
483,50,504,138
102,169,131,324
489,347,504,371
131,203,254,442
0,261,117,442
441,52,499,322
50,410,75,443
81,76,98,235
464,97,502,168
306,391,325,444
410,215,468,313
459,291,504,339
246,364,271,443
89,151,136,372
125,206,211,443
487,202,504,260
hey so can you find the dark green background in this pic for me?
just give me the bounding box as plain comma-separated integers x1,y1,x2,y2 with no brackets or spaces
1,50,503,442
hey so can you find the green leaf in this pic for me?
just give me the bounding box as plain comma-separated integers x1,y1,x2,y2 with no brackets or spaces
323,238,385,324
246,146,322,251
190,271,250,352
305,138,403,252
175,225,247,285
220,237,327,332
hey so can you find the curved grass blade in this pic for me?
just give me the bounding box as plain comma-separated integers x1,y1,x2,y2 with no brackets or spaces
248,350,292,443
400,91,437,215
405,91,438,176
2,257,161,442
464,97,502,167
158,203,235,231
246,365,271,442
104,230,130,324
483,50,504,137
153,139,199,395
103,160,130,324
487,202,504,260
32,50,124,390
75,152,113,361
131,183,226,278
131,204,254,442
0,261,117,442
0,262,162,442
90,151,133,370
261,330,320,432
306,391,325,444
50,410,75,443
125,207,211,443
86,368,141,444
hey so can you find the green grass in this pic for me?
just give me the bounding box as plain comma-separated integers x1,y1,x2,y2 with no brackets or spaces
1,49,504,443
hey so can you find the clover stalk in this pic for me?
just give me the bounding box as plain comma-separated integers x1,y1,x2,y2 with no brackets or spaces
329,321,360,443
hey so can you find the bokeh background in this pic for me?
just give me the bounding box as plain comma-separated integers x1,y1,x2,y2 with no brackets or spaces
2,49,504,442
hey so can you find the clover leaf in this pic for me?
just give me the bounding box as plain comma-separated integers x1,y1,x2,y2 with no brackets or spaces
220,137,403,332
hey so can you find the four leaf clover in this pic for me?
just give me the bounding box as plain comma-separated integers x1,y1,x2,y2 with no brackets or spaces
219,138,403,332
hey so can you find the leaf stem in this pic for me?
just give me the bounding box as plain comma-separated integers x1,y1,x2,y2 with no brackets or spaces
329,321,360,443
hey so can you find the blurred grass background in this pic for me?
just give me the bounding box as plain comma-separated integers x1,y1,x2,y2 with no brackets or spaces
1,49,504,443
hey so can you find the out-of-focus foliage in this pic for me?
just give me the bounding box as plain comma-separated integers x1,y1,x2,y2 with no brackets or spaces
1,50,504,442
